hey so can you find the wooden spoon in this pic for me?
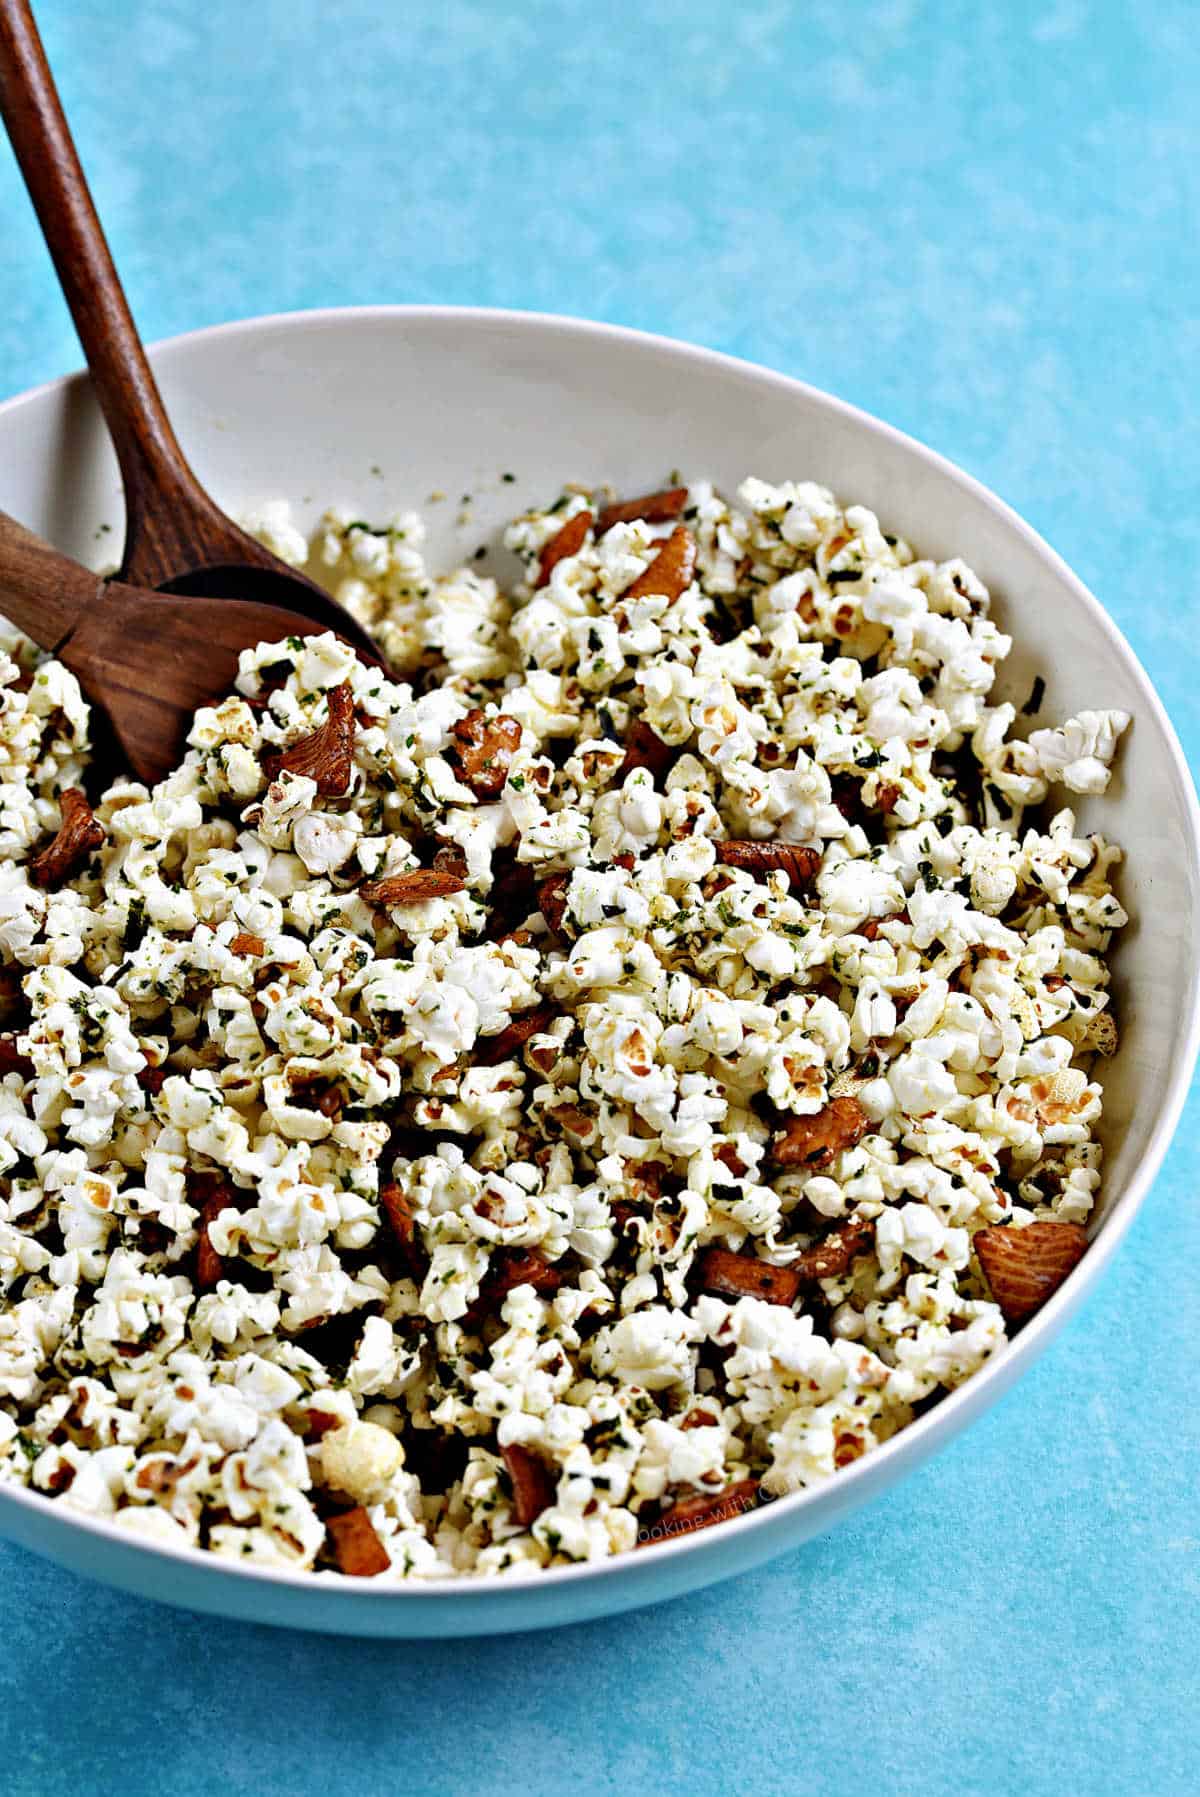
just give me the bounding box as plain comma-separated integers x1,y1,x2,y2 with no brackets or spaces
0,0,377,659
0,508,339,785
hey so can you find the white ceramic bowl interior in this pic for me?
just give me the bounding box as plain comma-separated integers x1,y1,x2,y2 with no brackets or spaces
1,308,1197,1636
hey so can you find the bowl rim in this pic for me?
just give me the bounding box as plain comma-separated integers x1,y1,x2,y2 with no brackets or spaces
2,301,1198,1604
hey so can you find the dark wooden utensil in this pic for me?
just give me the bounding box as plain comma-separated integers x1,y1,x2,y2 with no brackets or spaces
0,508,335,784
0,0,377,659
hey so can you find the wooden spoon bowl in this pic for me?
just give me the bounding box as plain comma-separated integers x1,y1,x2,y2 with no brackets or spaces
0,508,349,784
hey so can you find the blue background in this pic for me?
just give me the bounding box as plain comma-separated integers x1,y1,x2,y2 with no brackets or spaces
1,2,1196,1792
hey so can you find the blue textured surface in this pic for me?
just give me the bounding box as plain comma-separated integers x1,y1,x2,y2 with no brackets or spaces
1,3,1197,1792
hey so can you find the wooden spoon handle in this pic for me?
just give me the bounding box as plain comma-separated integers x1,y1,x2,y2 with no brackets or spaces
0,0,242,588
0,509,103,651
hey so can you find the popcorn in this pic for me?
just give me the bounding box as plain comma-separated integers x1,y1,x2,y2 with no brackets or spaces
1027,709,1130,795
590,1306,695,1391
321,1417,405,1501
0,472,1128,1580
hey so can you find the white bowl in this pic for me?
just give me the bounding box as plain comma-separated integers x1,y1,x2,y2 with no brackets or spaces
1,306,1197,1637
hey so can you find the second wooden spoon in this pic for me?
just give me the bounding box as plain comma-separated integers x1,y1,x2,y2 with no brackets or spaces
0,509,343,785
